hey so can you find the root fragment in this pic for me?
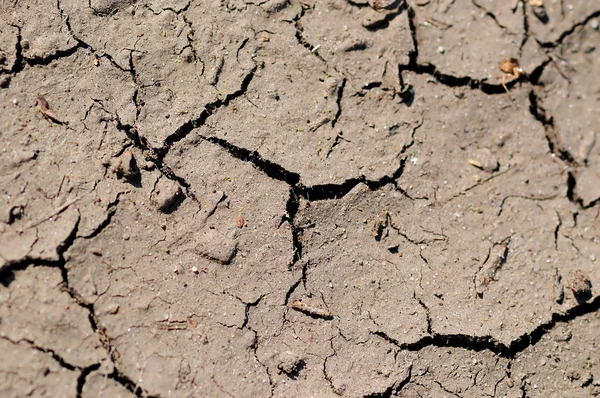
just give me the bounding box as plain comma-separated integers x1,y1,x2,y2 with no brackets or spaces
291,300,333,320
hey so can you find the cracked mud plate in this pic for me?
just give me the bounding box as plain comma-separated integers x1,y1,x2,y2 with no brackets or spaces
1,0,600,397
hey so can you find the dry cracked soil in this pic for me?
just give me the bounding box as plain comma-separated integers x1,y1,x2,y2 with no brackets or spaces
1,0,600,397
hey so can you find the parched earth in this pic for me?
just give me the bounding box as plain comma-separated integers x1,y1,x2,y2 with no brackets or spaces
1,0,600,397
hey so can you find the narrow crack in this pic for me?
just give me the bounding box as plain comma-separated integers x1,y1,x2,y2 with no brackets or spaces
471,0,515,35
79,192,124,239
240,295,264,330
144,0,191,15
400,2,596,97
285,188,303,268
322,339,338,394
200,135,300,186
536,9,600,48
291,3,325,62
0,335,78,371
64,279,157,397
372,294,600,358
519,0,530,54
248,327,274,397
434,380,463,398
399,61,515,95
363,365,413,398
401,1,511,94
414,293,432,335
76,363,101,397
296,157,407,201
4,12,86,76
497,194,557,216
527,90,576,166
405,3,419,66
564,170,600,210
331,77,346,128
0,335,104,397
553,210,562,250
156,62,260,156
0,214,157,397
7,24,24,75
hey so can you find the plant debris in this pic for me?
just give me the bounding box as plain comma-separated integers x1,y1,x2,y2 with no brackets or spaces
291,300,333,320
37,96,63,124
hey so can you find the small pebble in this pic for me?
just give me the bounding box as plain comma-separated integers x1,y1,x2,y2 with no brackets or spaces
567,269,592,297
0,76,10,88
468,148,499,173
152,179,182,212
107,150,140,182
438,46,445,54
277,351,305,376
191,266,199,274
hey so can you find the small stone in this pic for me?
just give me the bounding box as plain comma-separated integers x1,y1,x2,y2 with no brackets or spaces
532,5,547,21
108,150,140,182
194,230,238,264
468,148,499,173
141,160,155,171
152,179,182,212
567,269,592,298
235,215,246,228
180,47,195,63
276,351,305,377
7,205,23,224
574,169,600,207
581,373,594,387
438,46,445,54
339,37,368,52
191,266,199,274
0,76,10,88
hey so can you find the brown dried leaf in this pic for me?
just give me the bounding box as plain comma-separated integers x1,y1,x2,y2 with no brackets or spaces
37,96,62,124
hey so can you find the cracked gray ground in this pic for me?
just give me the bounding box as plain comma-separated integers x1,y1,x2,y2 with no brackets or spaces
1,0,600,397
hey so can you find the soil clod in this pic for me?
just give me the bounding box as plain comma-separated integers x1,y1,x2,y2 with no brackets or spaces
107,150,140,183
276,351,305,378
567,270,592,300
152,179,182,212
194,230,238,264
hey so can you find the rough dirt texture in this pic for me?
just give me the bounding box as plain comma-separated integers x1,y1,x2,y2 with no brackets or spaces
1,0,600,397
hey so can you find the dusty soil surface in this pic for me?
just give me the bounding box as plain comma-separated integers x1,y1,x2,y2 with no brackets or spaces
1,0,600,397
